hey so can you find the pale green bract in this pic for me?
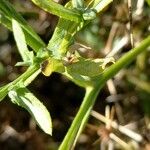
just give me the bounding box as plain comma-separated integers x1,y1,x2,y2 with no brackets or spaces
66,57,115,77
41,55,115,78
8,88,52,135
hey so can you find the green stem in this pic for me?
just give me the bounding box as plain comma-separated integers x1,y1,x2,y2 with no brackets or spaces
0,64,40,101
59,35,150,149
59,86,101,150
100,35,150,83
31,0,82,22
10,65,40,87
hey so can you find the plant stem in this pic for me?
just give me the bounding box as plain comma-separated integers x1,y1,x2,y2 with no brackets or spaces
59,35,150,149
59,86,102,150
100,35,150,83
0,64,40,101
10,65,40,87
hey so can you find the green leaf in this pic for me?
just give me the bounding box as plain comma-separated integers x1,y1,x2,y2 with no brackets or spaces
12,19,34,62
31,0,82,22
8,88,52,135
0,0,45,51
66,57,115,77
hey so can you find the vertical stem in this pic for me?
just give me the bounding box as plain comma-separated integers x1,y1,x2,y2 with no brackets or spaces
59,85,103,150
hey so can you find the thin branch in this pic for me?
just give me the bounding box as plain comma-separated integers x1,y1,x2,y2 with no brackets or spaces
109,133,129,148
91,110,143,142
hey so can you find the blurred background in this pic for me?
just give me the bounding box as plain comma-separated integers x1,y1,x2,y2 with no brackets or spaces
0,0,150,149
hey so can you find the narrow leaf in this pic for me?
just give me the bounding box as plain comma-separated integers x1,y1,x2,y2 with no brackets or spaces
12,19,33,62
8,88,52,135
0,0,45,51
31,0,81,22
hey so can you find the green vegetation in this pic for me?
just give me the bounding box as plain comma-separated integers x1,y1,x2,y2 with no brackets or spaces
0,0,149,149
